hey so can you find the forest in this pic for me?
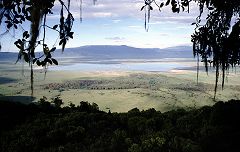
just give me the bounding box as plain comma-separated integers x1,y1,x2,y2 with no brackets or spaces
0,99,240,152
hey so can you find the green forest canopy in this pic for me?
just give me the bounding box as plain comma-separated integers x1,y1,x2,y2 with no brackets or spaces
0,0,240,98
1,99,240,151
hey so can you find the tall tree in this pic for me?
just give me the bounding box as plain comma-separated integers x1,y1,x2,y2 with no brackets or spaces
1,0,240,98
0,0,75,96
143,0,240,98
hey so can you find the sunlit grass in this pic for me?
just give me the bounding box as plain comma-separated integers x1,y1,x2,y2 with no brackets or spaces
1,62,240,112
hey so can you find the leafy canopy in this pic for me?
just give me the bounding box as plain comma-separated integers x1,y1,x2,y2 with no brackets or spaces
1,0,240,98
143,0,240,98
0,0,74,65
0,0,75,96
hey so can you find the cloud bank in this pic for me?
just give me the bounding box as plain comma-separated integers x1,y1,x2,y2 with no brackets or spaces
52,0,200,24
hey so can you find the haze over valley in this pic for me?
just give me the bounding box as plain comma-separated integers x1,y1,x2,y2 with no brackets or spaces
1,45,240,112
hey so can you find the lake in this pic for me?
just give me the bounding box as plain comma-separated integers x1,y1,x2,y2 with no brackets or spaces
49,62,192,72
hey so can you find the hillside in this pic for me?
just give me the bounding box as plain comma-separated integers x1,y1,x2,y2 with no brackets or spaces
0,45,193,62
0,52,18,62
0,99,239,152
54,45,193,60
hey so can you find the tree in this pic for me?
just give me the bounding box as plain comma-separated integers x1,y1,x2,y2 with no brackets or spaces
1,0,240,98
52,97,63,108
142,0,240,98
0,0,76,96
0,0,102,96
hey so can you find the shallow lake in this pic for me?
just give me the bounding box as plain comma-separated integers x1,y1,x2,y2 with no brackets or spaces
49,62,191,72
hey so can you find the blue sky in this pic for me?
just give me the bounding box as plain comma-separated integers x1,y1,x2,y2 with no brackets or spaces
1,0,199,52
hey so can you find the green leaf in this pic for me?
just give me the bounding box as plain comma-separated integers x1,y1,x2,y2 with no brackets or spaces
50,47,56,52
52,58,58,65
4,14,10,19
208,7,214,10
182,1,189,7
44,58,52,65
7,22,13,29
150,6,153,10
33,58,37,64
23,31,28,38
68,32,74,39
17,6,21,13
160,2,164,8
41,61,46,67
53,24,58,30
23,52,29,63
36,60,41,66
43,46,49,55
172,7,180,13
46,53,52,58
59,39,63,45
14,24,18,29
165,0,170,6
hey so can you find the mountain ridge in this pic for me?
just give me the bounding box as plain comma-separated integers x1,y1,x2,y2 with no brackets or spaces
0,45,194,61
54,45,193,59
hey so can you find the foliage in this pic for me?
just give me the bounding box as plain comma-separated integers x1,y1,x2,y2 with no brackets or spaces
1,0,240,98
142,0,240,98
0,0,74,96
51,96,64,108
0,0,74,57
1,99,240,152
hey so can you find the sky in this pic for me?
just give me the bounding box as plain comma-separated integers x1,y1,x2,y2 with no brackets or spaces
0,0,201,52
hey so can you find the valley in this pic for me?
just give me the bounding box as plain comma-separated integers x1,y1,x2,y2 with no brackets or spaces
1,45,240,112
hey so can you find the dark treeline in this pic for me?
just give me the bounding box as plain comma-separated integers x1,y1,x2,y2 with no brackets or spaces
0,99,240,152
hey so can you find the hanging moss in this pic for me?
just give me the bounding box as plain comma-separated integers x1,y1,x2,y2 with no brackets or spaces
142,0,240,98
0,0,74,96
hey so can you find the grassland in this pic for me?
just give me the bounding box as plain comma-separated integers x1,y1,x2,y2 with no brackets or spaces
1,61,240,112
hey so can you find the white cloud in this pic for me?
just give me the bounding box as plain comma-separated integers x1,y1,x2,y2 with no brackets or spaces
51,0,200,24
49,0,200,49
112,19,121,23
105,36,126,42
92,12,114,17
128,25,142,28
159,33,169,36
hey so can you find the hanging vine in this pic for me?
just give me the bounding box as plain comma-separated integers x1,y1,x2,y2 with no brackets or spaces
141,0,240,99
0,0,100,97
0,0,74,97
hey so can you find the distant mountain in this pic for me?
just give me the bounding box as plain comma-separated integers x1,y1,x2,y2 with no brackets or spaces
156,45,193,59
0,45,194,62
0,52,18,62
53,45,194,60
